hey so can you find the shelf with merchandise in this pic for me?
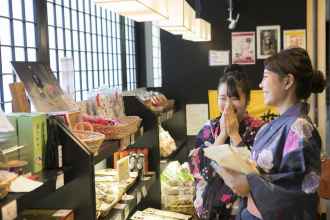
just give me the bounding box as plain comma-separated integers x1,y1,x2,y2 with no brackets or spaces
99,172,156,220
0,168,69,219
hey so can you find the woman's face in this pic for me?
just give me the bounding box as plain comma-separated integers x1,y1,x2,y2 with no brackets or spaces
218,83,247,120
259,69,287,106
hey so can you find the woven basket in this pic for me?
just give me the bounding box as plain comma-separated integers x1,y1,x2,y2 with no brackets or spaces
92,116,142,140
73,122,105,155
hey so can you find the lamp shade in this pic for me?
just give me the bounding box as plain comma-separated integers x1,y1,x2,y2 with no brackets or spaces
157,0,195,35
183,18,212,42
94,0,169,22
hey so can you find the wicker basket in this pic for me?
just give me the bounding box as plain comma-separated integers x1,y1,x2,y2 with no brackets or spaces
73,122,105,155
91,116,142,140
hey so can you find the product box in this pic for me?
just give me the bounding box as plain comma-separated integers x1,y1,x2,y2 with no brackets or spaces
0,114,19,149
17,113,47,173
0,113,27,162
19,209,74,220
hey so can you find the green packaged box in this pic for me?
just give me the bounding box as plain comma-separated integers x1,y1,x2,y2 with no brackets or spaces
17,113,47,173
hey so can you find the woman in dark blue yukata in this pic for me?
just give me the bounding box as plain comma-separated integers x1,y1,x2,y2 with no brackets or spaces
189,65,264,220
217,47,327,220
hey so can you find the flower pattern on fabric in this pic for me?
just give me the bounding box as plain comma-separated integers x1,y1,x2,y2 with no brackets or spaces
291,118,313,139
188,115,264,219
283,117,314,157
257,149,274,173
302,171,320,194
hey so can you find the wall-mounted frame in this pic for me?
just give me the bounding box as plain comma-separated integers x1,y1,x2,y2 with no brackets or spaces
257,25,281,59
231,32,256,65
283,29,306,49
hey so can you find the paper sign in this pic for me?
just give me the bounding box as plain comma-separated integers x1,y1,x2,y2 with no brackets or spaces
56,173,64,190
209,50,229,66
117,156,129,182
186,104,209,135
10,176,43,192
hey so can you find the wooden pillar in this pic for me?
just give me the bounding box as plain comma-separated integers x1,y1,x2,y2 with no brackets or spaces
316,0,327,153
306,0,317,123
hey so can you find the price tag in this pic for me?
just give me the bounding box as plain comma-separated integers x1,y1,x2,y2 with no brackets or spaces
141,186,147,198
58,145,63,168
136,191,142,204
2,200,17,220
130,134,135,145
56,173,64,190
124,206,129,219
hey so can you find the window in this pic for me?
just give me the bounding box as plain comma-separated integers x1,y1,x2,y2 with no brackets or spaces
0,0,37,112
47,0,128,101
125,17,137,91
152,25,162,87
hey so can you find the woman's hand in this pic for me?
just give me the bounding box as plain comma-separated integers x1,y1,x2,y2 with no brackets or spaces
217,167,250,197
214,114,228,145
224,100,242,145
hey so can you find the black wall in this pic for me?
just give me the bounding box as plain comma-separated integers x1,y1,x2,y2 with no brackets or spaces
159,0,306,108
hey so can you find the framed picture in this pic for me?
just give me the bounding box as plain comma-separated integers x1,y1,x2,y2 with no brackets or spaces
283,29,306,49
231,32,256,65
257,25,281,59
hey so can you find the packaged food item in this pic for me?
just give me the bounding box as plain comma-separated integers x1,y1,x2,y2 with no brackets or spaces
161,162,194,215
159,126,176,157
0,170,17,199
95,169,138,217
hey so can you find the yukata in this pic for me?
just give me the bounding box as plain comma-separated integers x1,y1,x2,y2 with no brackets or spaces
189,115,264,220
237,102,321,220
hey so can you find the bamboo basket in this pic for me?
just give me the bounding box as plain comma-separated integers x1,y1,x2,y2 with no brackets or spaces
91,116,142,140
73,122,105,155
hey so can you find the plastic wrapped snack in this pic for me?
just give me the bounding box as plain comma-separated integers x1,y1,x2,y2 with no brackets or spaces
159,126,176,158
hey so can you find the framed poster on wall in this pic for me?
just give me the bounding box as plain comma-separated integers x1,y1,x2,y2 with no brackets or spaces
257,25,281,59
283,29,306,49
231,32,256,65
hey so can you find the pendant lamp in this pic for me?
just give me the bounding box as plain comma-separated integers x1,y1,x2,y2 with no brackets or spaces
157,0,195,35
94,0,169,22
183,18,211,42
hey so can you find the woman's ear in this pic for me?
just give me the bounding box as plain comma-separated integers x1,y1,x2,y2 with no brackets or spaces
284,73,295,90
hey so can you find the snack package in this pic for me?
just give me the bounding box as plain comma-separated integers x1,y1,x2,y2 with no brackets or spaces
159,125,176,157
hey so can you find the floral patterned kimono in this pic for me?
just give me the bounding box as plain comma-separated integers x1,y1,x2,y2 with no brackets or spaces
189,115,264,219
237,102,321,220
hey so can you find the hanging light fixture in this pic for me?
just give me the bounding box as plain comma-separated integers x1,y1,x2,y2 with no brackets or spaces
157,0,196,35
183,18,211,42
94,0,169,22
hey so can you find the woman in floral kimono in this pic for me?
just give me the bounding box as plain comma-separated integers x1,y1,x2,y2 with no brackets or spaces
217,48,326,220
189,65,264,220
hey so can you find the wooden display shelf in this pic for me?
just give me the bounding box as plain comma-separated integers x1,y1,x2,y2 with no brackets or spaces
0,168,68,220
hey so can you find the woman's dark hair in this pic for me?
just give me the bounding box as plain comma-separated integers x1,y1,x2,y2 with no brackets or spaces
218,64,251,104
264,47,326,100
